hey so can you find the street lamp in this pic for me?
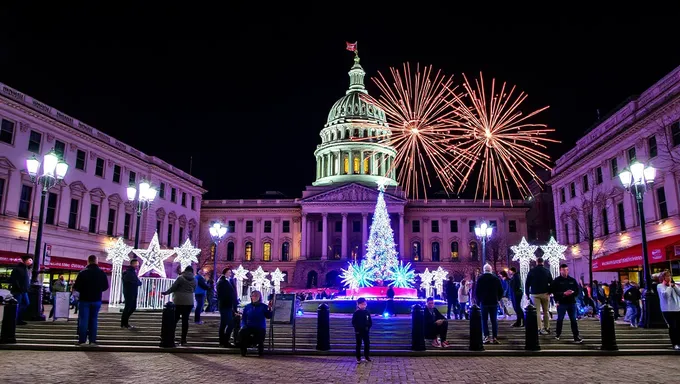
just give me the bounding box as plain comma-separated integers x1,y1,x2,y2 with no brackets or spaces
208,222,227,283
619,160,661,328
25,149,68,321
474,221,493,267
127,181,158,249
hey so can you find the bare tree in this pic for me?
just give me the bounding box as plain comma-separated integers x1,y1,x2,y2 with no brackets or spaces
486,236,507,272
652,101,680,172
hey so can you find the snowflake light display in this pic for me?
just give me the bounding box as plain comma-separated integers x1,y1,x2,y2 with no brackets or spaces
540,236,567,279
106,237,133,307
432,266,449,297
270,268,286,294
363,179,399,280
418,268,434,298
341,262,375,290
173,238,201,272
134,232,176,278
233,264,249,300
389,261,416,288
250,266,269,291
511,237,538,293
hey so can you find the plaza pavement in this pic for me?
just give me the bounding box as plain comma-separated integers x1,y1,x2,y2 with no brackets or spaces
0,351,675,384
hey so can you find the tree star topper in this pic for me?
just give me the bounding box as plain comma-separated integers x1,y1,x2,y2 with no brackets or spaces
134,232,176,278
106,237,133,266
173,238,201,272
540,236,567,279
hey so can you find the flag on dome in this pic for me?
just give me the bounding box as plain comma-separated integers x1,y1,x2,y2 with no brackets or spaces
345,41,357,52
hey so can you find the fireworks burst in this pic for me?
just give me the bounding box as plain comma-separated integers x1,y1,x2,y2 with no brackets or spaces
361,63,470,200
446,73,558,205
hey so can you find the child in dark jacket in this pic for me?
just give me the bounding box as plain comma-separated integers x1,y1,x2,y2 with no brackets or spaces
352,297,372,363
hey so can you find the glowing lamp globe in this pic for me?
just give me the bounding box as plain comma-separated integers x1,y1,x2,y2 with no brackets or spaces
55,160,68,179
127,186,137,201
643,166,656,183
147,187,158,201
630,162,645,184
26,155,40,177
43,150,59,178
139,182,150,200
618,169,632,188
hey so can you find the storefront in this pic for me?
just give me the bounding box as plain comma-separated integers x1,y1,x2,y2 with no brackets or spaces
592,234,680,283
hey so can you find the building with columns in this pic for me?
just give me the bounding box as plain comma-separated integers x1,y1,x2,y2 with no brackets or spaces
0,81,205,296
200,56,530,290
549,65,680,284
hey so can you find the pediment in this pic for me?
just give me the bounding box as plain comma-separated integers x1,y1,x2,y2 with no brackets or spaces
0,156,16,170
302,183,406,204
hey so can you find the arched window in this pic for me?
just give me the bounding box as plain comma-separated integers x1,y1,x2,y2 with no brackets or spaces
354,128,359,137
227,241,235,261
363,157,369,174
450,241,459,261
469,241,478,261
245,242,253,261
263,242,272,261
353,157,360,174
343,156,349,174
432,242,440,262
281,242,290,262
412,241,421,261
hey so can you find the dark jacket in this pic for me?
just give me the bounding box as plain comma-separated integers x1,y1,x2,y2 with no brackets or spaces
241,301,272,329
386,286,395,300
525,265,552,295
550,275,580,305
445,280,458,301
122,265,142,300
623,285,641,303
509,273,522,300
424,306,446,339
352,308,372,332
216,275,237,311
194,274,210,295
163,271,197,306
73,264,109,302
9,262,30,294
475,272,504,306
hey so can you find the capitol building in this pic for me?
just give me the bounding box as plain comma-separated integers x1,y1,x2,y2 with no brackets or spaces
200,56,531,289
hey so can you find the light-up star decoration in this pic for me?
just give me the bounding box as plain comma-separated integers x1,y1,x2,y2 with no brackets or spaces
511,237,538,294
540,236,567,279
173,238,201,272
432,266,449,297
270,268,286,294
106,237,133,266
250,266,269,291
341,262,374,290
233,265,249,300
133,232,176,278
389,261,416,288
418,268,434,298
376,177,389,192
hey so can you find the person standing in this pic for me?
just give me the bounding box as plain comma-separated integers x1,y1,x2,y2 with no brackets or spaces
458,279,471,320
9,254,33,325
657,271,680,350
194,270,210,324
121,258,142,329
49,275,68,320
623,280,641,327
73,255,110,346
352,297,372,363
475,264,504,344
551,264,582,343
162,266,197,346
445,276,458,320
206,277,216,313
525,257,553,334
508,267,524,327
217,267,238,347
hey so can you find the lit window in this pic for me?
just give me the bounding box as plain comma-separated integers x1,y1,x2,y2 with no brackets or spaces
263,242,271,261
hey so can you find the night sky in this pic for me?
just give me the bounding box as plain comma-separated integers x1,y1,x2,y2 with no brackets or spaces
1,13,678,199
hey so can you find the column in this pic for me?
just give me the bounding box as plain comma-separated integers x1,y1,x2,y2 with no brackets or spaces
362,213,369,258
422,217,430,261
348,151,353,174
98,200,109,235
255,218,261,261
341,212,348,259
321,213,328,260
399,213,405,260
236,217,244,261
301,213,307,259
117,205,127,238
78,192,91,231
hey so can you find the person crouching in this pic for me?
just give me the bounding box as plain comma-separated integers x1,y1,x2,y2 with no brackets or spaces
239,290,272,356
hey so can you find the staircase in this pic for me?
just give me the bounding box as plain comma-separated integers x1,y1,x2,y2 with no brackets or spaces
1,311,676,355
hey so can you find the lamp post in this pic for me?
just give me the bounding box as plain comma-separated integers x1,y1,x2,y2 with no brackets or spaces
25,149,68,321
208,222,227,283
474,221,493,267
127,181,158,249
618,161,661,328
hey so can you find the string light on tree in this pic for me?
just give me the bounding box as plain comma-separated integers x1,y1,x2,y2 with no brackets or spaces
540,236,567,279
389,261,416,288
106,237,133,307
341,262,375,290
363,178,399,280
173,238,201,272
133,232,176,278
270,268,286,294
418,268,434,298
432,266,449,297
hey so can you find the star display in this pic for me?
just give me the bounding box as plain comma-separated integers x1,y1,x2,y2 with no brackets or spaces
511,237,538,293
133,233,176,278
432,266,449,295
418,268,434,298
270,268,286,294
540,236,567,279
173,238,201,272
106,237,133,266
233,265,249,281
389,261,416,288
250,266,270,291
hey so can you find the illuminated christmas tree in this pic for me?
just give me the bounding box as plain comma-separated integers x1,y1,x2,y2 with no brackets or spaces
363,179,399,281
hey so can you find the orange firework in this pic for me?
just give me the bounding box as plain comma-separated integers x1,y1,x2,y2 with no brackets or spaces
361,63,469,200
446,73,558,205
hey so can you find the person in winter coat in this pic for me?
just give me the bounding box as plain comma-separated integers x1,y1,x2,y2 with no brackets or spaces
525,257,553,334
424,297,449,348
550,264,582,343
239,290,272,356
9,254,33,325
623,280,641,327
73,255,110,346
352,297,372,362
217,267,238,347
444,276,458,320
508,267,524,327
458,279,471,320
657,270,680,350
194,270,210,324
121,258,142,329
162,266,197,346
475,264,504,344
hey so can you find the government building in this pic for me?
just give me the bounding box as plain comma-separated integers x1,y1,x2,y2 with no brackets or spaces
200,56,531,290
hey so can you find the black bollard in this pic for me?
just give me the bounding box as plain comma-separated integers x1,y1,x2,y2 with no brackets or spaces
316,303,330,351
0,298,18,344
469,305,484,351
524,304,540,351
411,304,426,351
159,302,177,348
600,304,618,351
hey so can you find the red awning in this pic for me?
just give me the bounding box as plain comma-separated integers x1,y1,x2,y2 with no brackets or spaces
0,251,111,273
592,234,680,272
